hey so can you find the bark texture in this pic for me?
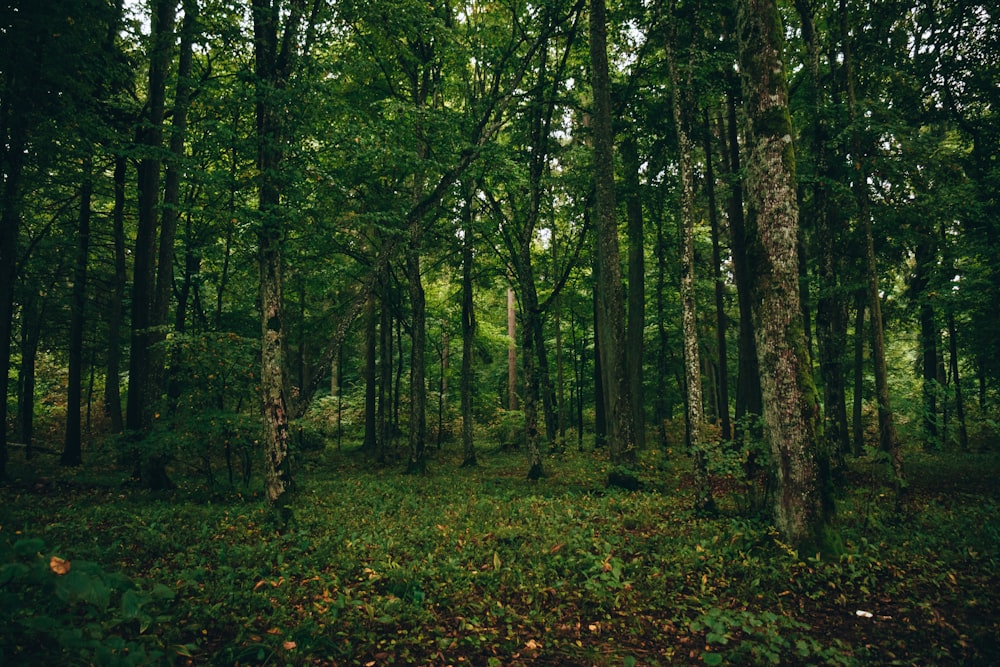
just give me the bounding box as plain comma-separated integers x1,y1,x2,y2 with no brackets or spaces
840,0,904,492
737,0,830,549
666,29,714,511
252,0,309,508
589,0,636,465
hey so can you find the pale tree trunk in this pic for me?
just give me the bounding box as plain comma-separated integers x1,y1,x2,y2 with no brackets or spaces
666,26,714,511
508,285,518,411
840,0,905,494
104,155,127,434
703,109,731,443
737,0,832,550
589,0,637,466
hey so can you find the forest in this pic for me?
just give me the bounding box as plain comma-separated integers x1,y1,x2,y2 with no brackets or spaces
1,0,998,664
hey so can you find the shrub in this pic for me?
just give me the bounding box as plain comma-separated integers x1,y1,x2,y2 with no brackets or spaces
0,537,176,666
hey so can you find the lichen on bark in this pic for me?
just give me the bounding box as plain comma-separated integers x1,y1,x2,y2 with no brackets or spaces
737,0,835,552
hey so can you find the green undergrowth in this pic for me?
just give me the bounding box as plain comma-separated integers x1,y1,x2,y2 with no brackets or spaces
1,444,997,665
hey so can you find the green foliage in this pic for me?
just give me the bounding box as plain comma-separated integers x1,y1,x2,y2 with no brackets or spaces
0,537,174,665
3,446,997,665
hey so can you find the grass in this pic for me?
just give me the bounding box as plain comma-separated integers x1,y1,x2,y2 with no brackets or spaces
1,439,998,666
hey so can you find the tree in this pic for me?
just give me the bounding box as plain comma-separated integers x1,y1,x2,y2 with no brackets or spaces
589,0,637,467
251,0,319,508
840,0,905,494
126,0,177,488
736,0,832,549
665,3,714,511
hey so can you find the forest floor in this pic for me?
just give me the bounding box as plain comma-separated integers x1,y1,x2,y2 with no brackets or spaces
1,438,998,666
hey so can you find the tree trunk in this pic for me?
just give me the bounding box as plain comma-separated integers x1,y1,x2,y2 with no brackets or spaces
252,0,309,509
737,0,832,550
104,155,127,433
622,137,647,450
438,330,449,446
377,285,392,464
589,0,637,466
703,109,732,442
507,285,518,411
521,291,544,479
150,0,196,417
654,199,671,445
913,238,939,446
63,154,92,467
553,239,567,450
666,26,714,511
406,217,428,473
720,74,763,424
460,184,477,467
852,289,866,456
841,0,905,494
127,0,176,489
947,311,969,450
17,293,44,458
0,142,19,479
362,290,378,453
796,0,850,462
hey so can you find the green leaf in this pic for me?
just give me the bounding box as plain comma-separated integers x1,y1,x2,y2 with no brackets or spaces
703,652,725,666
151,583,175,600
13,538,46,557
121,589,142,619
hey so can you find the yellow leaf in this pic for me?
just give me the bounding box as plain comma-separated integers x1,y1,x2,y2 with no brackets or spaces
49,556,71,575
493,551,501,570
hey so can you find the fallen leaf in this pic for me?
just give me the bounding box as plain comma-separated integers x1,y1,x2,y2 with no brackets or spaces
49,556,71,575
283,641,296,650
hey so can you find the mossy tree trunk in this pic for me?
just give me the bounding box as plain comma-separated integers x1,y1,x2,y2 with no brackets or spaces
737,0,832,550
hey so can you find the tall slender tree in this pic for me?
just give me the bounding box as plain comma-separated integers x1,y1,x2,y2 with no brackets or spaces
590,0,637,466
840,0,905,494
127,0,176,488
665,4,714,511
251,0,318,508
